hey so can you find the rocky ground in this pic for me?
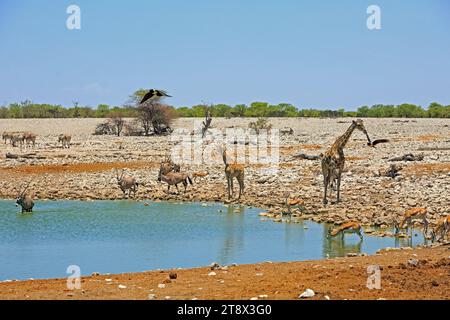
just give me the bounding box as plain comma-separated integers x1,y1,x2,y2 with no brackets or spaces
0,245,448,300
0,117,449,229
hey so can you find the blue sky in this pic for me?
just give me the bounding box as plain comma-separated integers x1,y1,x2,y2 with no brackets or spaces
0,0,449,109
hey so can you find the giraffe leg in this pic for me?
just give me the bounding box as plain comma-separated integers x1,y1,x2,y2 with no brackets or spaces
238,178,243,199
227,177,231,199
323,175,329,205
230,178,234,198
336,171,342,203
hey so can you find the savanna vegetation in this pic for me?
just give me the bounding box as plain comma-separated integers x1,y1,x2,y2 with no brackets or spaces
1,90,449,119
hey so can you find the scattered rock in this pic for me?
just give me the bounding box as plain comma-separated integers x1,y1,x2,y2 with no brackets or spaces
299,289,315,299
407,259,419,267
210,262,221,270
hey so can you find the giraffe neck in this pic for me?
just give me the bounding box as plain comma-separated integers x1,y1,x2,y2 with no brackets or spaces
333,122,357,150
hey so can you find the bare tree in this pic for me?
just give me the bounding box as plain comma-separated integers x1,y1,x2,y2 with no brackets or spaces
109,112,125,136
202,106,213,138
137,101,175,136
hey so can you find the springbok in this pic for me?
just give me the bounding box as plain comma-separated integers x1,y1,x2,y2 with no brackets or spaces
115,169,139,198
327,221,363,240
192,171,208,182
158,166,193,194
221,147,244,200
394,207,429,236
284,192,305,214
16,182,34,213
58,134,71,148
430,215,450,242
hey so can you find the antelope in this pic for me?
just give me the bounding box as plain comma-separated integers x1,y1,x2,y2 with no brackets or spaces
58,134,71,148
158,168,193,194
430,215,450,242
10,132,25,147
16,182,34,213
221,147,244,200
327,221,363,240
115,169,139,198
284,192,305,214
2,131,14,144
23,132,37,148
192,171,208,181
394,207,429,236
159,156,181,175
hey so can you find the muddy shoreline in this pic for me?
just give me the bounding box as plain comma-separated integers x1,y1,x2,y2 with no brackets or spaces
0,245,448,300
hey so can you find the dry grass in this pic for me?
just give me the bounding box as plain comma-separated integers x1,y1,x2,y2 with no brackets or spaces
0,161,157,175
404,163,450,176
416,135,443,142
280,144,323,155
346,156,367,161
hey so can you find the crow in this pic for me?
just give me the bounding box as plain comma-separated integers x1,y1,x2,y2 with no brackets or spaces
139,89,172,104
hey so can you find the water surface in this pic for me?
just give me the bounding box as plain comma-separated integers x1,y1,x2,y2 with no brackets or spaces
0,200,425,280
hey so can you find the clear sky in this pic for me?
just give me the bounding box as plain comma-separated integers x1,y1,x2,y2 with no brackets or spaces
0,0,449,109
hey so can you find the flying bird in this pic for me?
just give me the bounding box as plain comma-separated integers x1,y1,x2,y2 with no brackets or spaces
139,89,172,104
368,139,390,147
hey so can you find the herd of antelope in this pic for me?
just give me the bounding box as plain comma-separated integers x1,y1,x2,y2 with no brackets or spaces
4,120,449,244
2,131,71,149
2,131,37,148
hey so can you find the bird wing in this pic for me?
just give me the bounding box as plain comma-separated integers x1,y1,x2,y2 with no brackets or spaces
156,89,172,97
139,91,154,104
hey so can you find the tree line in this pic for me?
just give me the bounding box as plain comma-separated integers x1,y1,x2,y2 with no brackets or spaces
1,98,448,119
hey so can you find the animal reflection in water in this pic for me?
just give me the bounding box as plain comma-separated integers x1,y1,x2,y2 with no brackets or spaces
323,223,363,257
217,205,245,263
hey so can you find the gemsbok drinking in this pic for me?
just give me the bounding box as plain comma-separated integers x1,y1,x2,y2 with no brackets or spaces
16,182,34,213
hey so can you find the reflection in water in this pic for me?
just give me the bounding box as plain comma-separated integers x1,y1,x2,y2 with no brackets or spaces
217,205,245,264
0,200,430,280
284,219,306,251
322,224,363,258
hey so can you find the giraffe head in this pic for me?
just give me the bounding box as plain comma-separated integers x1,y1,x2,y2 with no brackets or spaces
353,119,371,144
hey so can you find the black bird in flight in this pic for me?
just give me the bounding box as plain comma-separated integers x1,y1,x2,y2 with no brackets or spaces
368,139,390,147
139,89,172,104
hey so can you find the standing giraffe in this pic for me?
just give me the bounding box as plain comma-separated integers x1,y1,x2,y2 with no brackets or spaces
321,119,371,205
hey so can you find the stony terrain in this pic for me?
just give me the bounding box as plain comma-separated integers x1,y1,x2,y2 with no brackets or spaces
0,245,448,300
0,117,449,229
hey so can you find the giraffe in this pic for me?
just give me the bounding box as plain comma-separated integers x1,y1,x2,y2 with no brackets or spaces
321,119,371,205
